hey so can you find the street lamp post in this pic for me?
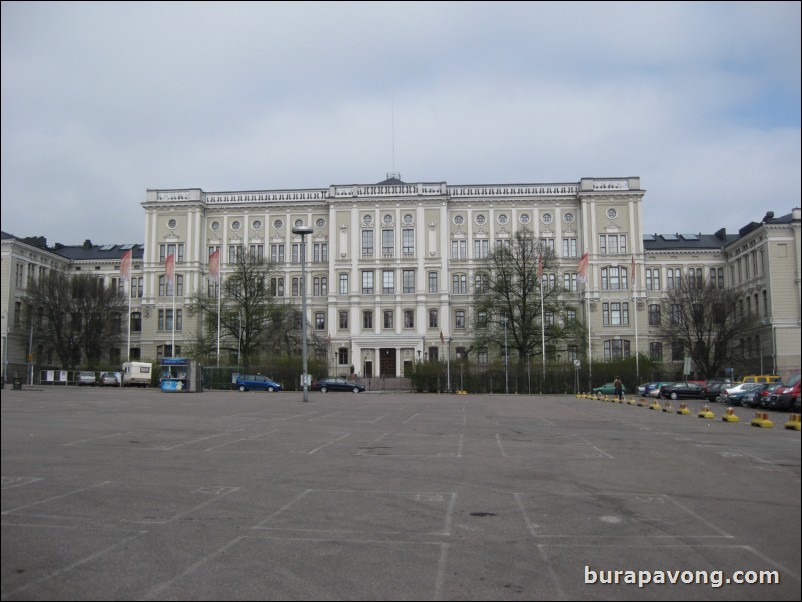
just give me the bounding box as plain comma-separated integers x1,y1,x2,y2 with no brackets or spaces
503,313,509,394
292,225,314,402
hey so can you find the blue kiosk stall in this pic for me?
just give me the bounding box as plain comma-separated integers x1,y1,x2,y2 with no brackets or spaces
159,357,203,392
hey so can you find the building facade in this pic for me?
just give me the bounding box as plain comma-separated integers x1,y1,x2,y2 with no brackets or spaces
3,175,800,382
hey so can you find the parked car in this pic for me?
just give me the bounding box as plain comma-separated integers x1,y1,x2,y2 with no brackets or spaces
704,378,733,402
235,374,283,392
659,382,708,400
77,371,97,386
766,372,801,411
99,372,119,386
721,382,762,406
741,374,781,384
311,377,365,393
741,383,772,408
591,382,627,395
642,381,672,397
754,382,784,409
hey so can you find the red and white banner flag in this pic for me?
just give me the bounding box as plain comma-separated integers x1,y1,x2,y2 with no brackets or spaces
577,252,589,283
208,249,220,282
120,250,132,281
165,254,175,285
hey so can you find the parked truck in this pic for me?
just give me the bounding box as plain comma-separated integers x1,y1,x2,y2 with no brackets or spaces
122,362,153,387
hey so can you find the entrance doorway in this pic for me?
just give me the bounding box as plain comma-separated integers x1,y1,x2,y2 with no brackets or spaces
379,348,396,377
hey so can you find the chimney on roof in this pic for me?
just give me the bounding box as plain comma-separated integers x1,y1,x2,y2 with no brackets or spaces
83,239,92,249
762,211,774,223
714,227,726,240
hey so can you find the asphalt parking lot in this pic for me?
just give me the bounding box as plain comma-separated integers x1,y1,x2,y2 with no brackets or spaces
2,387,800,601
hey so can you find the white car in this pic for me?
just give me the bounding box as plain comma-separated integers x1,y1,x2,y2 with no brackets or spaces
720,382,759,403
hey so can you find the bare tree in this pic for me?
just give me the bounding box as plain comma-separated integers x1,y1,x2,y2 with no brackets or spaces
654,274,755,377
26,273,126,369
472,230,584,363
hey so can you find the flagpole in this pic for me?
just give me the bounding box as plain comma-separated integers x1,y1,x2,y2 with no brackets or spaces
540,275,546,391
172,280,176,358
216,275,221,367
632,254,639,384
127,285,131,362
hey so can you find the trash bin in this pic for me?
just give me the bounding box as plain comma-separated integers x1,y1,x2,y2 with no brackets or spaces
13,377,23,390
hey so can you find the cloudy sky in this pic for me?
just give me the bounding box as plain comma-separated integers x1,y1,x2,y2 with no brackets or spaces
2,1,799,246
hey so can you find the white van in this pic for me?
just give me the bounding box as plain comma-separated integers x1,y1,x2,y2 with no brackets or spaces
122,362,153,387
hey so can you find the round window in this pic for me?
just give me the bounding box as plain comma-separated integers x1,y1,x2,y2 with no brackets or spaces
607,208,617,219
316,218,325,228
498,214,508,225
403,214,413,225
520,214,530,224
273,219,283,230
231,221,240,231
252,220,262,230
475,215,486,225
454,215,464,225
167,219,177,229
564,213,574,223
383,214,393,225
363,215,373,226
541,213,552,224
210,221,220,231
294,219,304,228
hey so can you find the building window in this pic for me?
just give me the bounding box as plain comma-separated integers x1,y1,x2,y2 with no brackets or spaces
158,309,182,331
270,244,285,263
338,348,349,365
602,302,629,326
383,310,393,329
315,313,325,330
313,243,328,262
130,312,142,332
478,310,487,327
648,304,661,326
451,240,467,259
292,278,299,296
667,268,682,290
339,273,348,295
382,270,394,294
429,309,438,328
339,311,348,330
362,271,374,294
159,274,183,297
650,342,663,361
382,230,394,257
562,238,577,258
363,311,373,329
403,270,415,294
455,310,466,329
646,268,661,291
601,267,628,290
670,304,683,325
362,230,374,257
159,243,185,263
563,273,578,292
428,347,439,361
313,276,327,296
671,342,684,362
478,347,488,364
402,229,415,256
470,239,487,259
404,310,414,328
428,272,438,293
249,244,264,260
452,274,467,294
603,339,630,361
227,245,242,264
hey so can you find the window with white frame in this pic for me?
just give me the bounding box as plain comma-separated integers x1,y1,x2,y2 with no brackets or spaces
562,238,577,258
382,270,394,294
403,270,415,294
362,270,374,294
339,273,348,294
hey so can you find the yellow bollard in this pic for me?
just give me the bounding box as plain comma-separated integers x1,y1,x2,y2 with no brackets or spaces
662,401,674,413
649,399,661,410
698,404,715,419
627,396,637,405
784,414,801,431
722,407,740,422
750,412,774,428
677,403,691,415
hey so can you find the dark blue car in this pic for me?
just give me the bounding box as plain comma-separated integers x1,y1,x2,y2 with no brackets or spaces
236,374,283,392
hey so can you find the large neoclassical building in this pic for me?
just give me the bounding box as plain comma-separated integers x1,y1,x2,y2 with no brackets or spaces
2,175,800,381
